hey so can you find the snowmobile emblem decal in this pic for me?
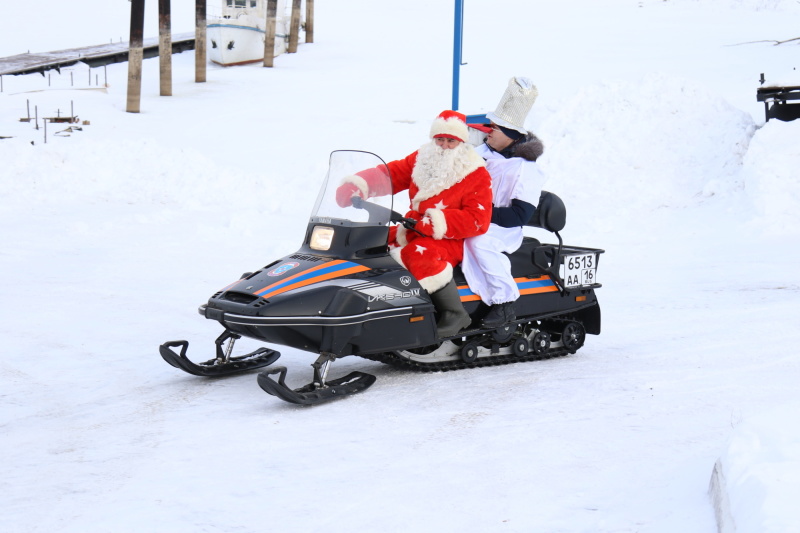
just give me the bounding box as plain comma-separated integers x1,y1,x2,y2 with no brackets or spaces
367,288,420,303
267,262,300,277
399,276,412,286
256,260,370,299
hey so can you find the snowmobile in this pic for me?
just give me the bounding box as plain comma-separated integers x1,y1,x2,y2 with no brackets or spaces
160,150,603,405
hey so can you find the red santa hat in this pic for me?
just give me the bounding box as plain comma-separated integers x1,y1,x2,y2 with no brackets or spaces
429,110,469,143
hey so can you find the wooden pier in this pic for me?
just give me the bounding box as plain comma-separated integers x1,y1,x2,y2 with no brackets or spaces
0,33,195,77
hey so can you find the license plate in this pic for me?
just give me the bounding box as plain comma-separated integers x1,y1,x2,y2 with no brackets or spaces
561,253,597,287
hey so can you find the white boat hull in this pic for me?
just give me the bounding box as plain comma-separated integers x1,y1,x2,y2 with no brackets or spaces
207,1,296,67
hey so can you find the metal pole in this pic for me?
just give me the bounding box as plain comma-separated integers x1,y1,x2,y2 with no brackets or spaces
126,0,145,113
263,0,278,67
159,0,173,96
452,0,464,111
195,0,207,82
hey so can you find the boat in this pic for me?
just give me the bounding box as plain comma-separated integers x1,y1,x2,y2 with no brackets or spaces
207,0,301,66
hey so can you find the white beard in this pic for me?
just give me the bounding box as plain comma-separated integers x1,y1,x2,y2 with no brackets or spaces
411,141,485,209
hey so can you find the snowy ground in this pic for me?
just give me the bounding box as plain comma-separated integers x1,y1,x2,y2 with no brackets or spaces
2,1,800,531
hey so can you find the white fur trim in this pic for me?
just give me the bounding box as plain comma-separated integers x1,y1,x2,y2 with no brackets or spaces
430,116,469,142
341,174,369,198
389,245,406,268
417,263,453,293
424,208,447,240
411,142,486,206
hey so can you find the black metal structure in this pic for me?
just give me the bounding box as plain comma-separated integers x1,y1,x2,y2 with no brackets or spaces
757,73,800,122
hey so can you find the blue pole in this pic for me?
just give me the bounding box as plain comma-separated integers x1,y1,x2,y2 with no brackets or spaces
452,0,464,111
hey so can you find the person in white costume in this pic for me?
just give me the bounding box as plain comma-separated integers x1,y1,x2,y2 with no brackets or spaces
462,77,548,328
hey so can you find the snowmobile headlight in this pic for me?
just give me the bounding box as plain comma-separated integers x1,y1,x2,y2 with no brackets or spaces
310,226,335,251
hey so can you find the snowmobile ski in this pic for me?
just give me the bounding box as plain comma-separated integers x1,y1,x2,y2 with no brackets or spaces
257,353,376,405
159,330,280,377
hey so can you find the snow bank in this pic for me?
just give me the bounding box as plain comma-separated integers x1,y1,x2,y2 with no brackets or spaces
742,120,800,235
709,404,800,533
537,73,755,213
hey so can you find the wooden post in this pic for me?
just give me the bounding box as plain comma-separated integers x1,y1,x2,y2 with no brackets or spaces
263,0,278,67
126,0,145,113
195,0,207,83
288,0,301,53
159,0,173,96
305,0,314,43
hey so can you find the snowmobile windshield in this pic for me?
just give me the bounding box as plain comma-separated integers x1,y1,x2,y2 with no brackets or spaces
310,150,394,227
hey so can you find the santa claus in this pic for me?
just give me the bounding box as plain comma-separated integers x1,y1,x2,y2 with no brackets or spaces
336,110,492,337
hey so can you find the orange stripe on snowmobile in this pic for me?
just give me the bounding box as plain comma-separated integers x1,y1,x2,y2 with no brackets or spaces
457,275,556,302
256,260,348,296
517,275,558,295
258,262,370,300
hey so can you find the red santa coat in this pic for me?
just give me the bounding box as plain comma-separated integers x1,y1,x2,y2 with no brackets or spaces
343,142,492,293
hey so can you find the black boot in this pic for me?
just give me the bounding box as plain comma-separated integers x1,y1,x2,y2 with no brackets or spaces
481,302,516,329
429,280,472,337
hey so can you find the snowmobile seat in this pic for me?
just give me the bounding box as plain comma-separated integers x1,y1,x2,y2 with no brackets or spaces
526,191,567,287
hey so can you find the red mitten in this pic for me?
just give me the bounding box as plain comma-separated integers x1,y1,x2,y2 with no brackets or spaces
335,183,361,207
416,215,435,237
405,209,423,221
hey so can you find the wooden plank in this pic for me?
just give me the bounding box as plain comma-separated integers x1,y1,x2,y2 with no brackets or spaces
0,33,194,76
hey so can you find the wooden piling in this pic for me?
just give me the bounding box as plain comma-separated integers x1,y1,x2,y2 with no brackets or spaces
126,0,145,113
159,0,173,96
288,0,301,53
263,0,278,67
306,0,314,43
195,0,207,83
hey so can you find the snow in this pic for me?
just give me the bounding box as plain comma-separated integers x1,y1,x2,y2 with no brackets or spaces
1,0,800,531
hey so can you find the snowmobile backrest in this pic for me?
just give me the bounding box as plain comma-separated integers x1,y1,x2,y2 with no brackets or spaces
526,191,566,232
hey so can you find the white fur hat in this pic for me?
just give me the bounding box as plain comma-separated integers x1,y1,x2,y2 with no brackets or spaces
486,77,538,135
429,110,469,143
